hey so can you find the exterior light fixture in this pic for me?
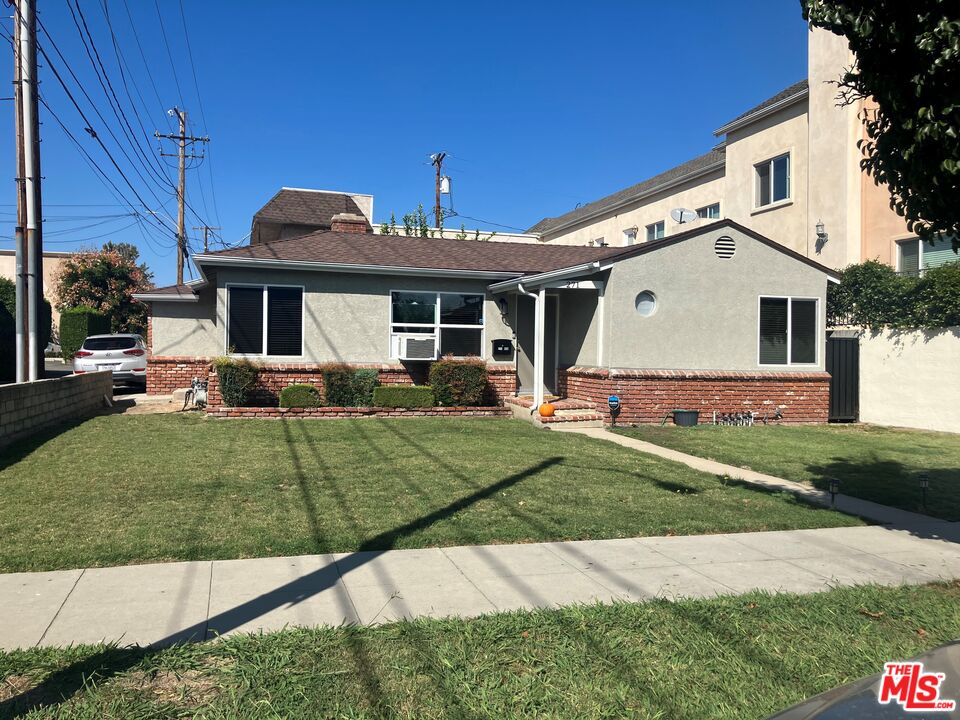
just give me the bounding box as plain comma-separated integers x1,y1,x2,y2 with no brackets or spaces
828,477,840,507
497,297,509,320
816,219,828,242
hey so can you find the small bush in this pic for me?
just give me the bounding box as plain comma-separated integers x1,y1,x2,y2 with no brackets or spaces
214,356,259,407
429,357,488,406
372,385,435,408
319,363,354,406
59,306,109,361
352,368,379,406
279,383,321,408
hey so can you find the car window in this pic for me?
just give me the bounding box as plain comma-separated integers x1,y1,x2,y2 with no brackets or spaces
83,337,137,351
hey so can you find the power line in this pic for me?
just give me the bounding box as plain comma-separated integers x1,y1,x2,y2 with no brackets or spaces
120,0,174,134
153,0,185,109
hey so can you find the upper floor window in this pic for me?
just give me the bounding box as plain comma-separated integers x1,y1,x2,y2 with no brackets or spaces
697,203,720,220
646,221,665,242
755,153,790,208
623,228,637,246
897,236,958,277
227,285,303,356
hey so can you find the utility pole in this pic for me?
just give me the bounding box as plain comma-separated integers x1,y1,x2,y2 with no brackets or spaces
16,0,42,381
155,108,208,284
430,152,446,230
192,225,219,253
11,0,27,383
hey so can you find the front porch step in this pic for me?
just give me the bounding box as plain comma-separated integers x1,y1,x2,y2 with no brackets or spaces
535,412,605,429
504,396,598,412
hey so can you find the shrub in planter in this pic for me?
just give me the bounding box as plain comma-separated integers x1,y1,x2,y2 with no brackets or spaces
59,306,109,361
429,357,488,406
214,356,258,407
319,363,354,406
372,385,435,408
352,368,379,406
279,383,321,408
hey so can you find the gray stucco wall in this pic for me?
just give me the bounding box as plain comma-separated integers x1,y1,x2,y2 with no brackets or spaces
150,268,515,365
601,226,829,371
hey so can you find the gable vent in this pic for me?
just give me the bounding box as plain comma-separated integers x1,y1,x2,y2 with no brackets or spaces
714,236,736,258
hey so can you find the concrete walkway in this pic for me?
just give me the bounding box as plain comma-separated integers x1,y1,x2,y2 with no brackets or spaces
3,523,959,651
556,427,950,528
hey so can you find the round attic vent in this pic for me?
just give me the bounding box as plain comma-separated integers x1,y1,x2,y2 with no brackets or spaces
714,235,736,258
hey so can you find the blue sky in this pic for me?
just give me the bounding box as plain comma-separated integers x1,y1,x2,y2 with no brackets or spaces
0,1,809,287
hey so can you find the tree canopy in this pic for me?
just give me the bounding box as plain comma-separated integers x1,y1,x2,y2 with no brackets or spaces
802,0,960,247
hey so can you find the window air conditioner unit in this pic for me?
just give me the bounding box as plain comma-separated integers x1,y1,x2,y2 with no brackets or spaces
391,333,438,361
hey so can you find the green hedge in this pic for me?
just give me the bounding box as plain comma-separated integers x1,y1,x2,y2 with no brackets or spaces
59,306,109,362
320,364,380,406
213,357,259,407
829,259,960,329
372,385,435,408
279,383,321,408
429,357,488,406
0,277,53,379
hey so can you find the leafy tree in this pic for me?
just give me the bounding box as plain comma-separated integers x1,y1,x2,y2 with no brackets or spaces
401,204,433,237
53,249,152,334
102,241,154,283
801,0,960,248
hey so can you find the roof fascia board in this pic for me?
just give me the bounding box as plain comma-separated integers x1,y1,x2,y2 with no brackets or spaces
133,293,199,303
540,159,725,238
713,87,809,137
193,255,520,280
488,261,604,293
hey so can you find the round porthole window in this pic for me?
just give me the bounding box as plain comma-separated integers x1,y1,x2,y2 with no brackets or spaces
634,291,657,317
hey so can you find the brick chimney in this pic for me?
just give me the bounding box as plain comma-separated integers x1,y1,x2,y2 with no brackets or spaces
330,212,371,234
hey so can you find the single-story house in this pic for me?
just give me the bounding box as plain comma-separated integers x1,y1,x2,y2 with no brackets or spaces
135,217,839,423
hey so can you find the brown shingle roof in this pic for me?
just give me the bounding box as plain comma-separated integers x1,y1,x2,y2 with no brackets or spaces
199,230,620,275
253,188,366,226
526,148,726,236
713,79,808,136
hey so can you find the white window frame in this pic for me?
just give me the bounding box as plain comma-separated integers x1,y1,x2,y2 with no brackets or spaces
756,295,819,367
696,202,721,220
622,228,637,246
389,289,486,359
225,283,305,358
754,152,791,209
645,221,665,242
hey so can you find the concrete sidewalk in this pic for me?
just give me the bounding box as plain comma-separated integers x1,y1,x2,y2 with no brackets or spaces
3,524,959,651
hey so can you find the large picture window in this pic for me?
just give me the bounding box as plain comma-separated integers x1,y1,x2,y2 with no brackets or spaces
227,285,303,356
759,296,817,365
390,291,484,357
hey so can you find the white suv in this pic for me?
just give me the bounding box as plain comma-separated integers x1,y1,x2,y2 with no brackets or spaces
73,334,148,387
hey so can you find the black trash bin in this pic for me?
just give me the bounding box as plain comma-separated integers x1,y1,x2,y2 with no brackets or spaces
672,410,699,427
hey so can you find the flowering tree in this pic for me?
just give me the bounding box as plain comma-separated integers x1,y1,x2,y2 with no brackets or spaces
53,248,153,334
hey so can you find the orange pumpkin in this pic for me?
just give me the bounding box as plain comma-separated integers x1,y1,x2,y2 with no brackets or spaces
538,402,556,417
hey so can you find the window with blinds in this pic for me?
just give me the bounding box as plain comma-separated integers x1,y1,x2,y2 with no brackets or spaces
227,285,303,356
759,296,818,366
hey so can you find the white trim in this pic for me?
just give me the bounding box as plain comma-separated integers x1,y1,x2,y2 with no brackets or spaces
133,293,199,302
388,289,486,360
713,85,809,137
645,221,665,242
596,285,605,367
756,295,820,368
487,261,604,293
194,255,518,281
225,282,306,358
754,152,791,210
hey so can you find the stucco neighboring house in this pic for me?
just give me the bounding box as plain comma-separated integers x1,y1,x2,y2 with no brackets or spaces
0,249,70,330
136,218,838,424
527,29,956,276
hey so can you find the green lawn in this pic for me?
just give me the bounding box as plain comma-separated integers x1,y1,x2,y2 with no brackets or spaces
614,424,960,521
0,415,861,572
2,582,958,719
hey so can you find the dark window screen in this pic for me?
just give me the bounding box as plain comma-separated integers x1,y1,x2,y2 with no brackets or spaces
440,294,483,325
83,337,136,351
759,297,788,364
267,287,303,356
228,286,263,354
440,328,481,357
790,300,817,363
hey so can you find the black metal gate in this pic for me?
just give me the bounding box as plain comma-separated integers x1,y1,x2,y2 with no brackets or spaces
826,334,859,422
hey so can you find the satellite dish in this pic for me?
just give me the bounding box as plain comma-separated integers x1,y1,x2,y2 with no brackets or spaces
670,208,698,224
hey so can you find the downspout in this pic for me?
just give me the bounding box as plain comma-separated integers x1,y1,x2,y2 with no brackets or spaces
517,282,542,413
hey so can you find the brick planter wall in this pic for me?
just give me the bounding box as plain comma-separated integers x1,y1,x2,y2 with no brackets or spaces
146,356,518,407
207,406,511,419
558,366,830,425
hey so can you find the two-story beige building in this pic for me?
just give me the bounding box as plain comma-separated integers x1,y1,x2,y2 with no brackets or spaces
528,29,955,274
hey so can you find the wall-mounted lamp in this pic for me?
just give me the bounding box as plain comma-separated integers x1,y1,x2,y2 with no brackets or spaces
497,297,509,322
816,219,828,243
